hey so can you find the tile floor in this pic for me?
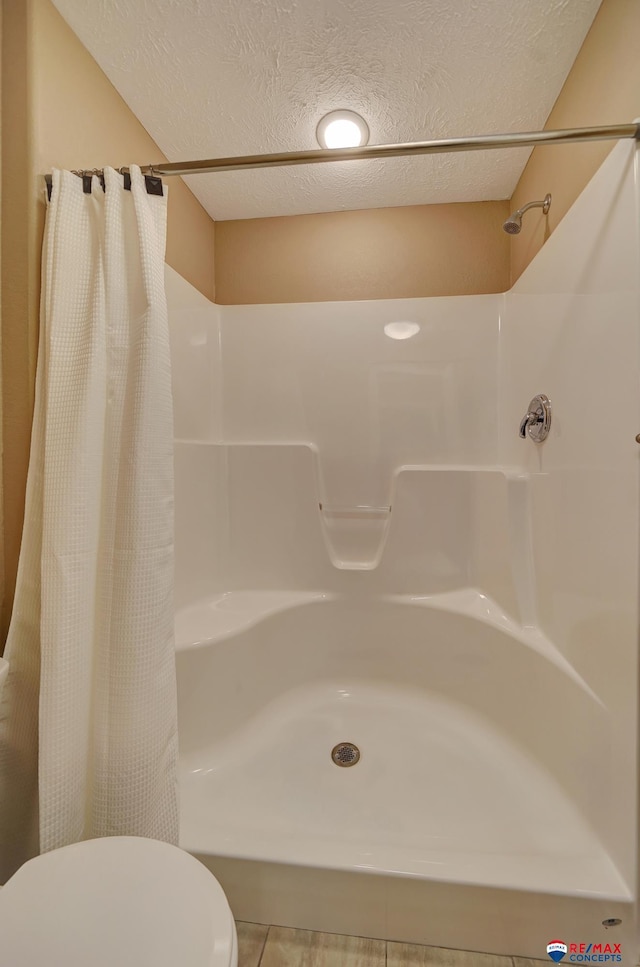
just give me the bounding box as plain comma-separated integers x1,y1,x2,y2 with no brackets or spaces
236,922,549,967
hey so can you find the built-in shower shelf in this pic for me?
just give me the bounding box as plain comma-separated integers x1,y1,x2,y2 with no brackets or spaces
319,503,392,570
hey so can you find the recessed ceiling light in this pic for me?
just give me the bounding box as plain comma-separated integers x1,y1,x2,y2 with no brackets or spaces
316,110,370,149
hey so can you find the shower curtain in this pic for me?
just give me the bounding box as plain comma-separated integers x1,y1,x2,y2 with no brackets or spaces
0,166,179,881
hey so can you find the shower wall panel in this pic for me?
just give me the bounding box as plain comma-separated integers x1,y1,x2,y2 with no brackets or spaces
216,296,502,575
167,267,222,444
219,296,500,492
166,267,223,607
501,139,640,893
169,284,520,598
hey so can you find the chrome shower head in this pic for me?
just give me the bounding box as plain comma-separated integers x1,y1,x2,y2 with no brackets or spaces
503,213,523,234
502,193,551,235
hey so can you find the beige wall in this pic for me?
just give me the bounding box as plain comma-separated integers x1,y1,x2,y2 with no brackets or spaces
215,201,510,304
509,0,640,283
0,0,216,635
1,0,39,640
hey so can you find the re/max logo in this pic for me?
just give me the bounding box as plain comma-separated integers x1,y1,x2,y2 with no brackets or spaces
570,945,621,954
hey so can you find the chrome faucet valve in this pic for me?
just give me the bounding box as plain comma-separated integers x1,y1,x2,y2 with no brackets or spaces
519,394,551,443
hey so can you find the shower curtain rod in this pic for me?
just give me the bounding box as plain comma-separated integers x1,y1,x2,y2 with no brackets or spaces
43,122,640,186
139,122,640,177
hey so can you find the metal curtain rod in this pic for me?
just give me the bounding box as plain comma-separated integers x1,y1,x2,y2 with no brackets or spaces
42,123,640,193
138,123,640,178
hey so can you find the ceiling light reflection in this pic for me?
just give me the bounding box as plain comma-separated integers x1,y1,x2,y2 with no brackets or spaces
384,321,421,340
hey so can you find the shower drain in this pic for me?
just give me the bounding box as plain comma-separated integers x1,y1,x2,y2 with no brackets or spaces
331,742,360,767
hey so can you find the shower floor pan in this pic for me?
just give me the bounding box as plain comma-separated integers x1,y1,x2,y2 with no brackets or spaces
176,590,633,959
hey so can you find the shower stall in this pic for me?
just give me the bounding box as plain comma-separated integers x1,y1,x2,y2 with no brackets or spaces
169,138,640,960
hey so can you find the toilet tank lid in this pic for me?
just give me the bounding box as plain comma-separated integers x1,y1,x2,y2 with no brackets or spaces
0,837,235,967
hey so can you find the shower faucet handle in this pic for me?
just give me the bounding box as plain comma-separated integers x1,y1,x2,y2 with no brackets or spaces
519,411,537,438
519,394,551,443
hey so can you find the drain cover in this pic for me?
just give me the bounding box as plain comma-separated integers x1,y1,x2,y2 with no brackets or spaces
331,742,360,767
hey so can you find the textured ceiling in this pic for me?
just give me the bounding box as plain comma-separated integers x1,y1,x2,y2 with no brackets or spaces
51,0,603,220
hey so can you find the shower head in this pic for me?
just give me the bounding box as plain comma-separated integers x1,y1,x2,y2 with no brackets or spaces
502,193,551,235
503,213,523,234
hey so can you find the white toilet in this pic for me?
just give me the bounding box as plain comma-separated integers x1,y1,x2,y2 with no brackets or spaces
0,836,238,966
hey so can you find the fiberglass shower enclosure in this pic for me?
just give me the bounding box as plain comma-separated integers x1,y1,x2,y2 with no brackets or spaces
168,139,640,962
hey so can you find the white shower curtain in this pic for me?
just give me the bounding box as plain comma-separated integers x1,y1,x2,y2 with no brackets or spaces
0,166,179,881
